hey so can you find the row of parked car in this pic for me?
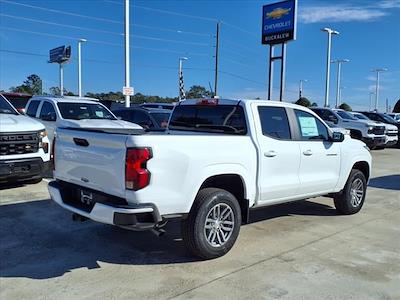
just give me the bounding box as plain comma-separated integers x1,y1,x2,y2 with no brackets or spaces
0,93,399,186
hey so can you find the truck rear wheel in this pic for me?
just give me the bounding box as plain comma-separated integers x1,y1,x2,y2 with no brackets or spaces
182,188,241,259
334,169,366,215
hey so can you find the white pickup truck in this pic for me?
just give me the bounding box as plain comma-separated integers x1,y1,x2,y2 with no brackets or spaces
0,94,50,184
49,99,371,259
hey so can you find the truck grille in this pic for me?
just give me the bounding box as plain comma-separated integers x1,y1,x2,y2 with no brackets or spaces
0,132,39,156
370,126,385,135
387,130,398,137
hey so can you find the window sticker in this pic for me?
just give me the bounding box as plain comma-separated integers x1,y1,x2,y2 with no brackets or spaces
95,111,104,118
299,116,318,137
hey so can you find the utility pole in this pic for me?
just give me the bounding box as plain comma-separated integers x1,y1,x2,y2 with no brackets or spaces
321,28,339,107
214,21,220,98
78,38,87,98
299,79,307,98
124,0,131,107
372,68,387,111
331,59,349,108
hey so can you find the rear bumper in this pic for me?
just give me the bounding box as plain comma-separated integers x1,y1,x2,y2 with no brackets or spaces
48,181,162,230
0,158,49,182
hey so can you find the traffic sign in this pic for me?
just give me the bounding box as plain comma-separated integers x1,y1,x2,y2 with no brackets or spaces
123,86,134,96
262,0,297,45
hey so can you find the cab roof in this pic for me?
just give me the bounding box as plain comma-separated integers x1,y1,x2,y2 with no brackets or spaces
30,95,99,104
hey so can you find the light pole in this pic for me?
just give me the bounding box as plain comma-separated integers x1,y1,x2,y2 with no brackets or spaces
369,92,375,112
299,79,307,98
331,59,349,108
339,86,346,105
372,68,387,111
124,0,131,108
321,28,339,107
178,57,188,101
78,38,87,98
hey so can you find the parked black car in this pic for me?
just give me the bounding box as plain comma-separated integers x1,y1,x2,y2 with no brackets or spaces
358,111,400,146
112,107,171,130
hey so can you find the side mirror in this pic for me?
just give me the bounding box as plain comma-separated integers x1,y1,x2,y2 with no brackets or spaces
331,131,344,142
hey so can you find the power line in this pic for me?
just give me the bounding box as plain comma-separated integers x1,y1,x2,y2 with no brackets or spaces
0,26,211,56
219,71,265,86
0,0,212,37
105,0,218,23
0,13,210,47
0,49,214,72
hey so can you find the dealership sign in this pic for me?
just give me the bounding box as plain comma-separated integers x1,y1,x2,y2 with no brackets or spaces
49,45,71,64
262,0,297,45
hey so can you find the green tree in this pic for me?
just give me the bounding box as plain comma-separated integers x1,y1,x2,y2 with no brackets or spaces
186,85,214,99
339,102,352,111
311,102,318,107
393,99,400,113
49,86,69,96
10,74,42,95
295,97,311,107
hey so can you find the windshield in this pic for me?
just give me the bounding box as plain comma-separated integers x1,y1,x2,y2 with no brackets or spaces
336,110,357,120
169,104,247,135
149,112,171,128
379,113,396,123
0,95,18,115
57,102,116,120
354,113,369,120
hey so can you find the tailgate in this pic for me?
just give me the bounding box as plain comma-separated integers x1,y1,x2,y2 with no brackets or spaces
54,128,129,198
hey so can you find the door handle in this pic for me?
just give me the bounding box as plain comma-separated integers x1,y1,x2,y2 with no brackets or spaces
264,150,277,157
303,149,313,156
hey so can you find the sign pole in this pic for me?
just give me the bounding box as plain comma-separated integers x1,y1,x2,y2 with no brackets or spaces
279,43,286,101
59,63,64,96
267,45,274,100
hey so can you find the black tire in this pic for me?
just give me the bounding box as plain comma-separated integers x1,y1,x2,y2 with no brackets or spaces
350,130,362,141
182,188,241,259
334,169,367,215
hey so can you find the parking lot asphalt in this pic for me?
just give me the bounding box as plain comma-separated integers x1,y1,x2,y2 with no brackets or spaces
0,149,399,300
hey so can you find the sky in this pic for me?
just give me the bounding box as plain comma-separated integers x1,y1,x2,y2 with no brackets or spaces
0,0,399,111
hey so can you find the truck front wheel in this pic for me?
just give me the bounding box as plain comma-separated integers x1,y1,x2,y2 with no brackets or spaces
182,188,241,259
334,169,367,215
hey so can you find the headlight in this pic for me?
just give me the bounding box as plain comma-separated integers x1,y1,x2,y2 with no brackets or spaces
39,130,47,138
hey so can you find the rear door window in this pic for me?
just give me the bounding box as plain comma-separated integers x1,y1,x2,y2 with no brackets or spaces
169,105,247,135
26,100,41,117
258,106,291,139
39,101,57,121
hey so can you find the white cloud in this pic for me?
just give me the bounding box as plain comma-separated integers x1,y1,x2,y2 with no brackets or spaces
299,5,387,23
378,0,400,9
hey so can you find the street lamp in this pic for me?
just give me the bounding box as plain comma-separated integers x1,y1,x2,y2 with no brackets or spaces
331,59,349,108
178,57,188,101
77,38,87,98
321,28,339,107
299,79,307,98
372,68,387,111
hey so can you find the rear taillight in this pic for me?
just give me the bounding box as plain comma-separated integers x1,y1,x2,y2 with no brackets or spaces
125,148,152,190
51,137,56,171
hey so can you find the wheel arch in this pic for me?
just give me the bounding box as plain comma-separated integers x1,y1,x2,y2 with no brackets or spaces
195,174,250,224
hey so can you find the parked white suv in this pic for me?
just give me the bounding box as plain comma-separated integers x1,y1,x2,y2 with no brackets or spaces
25,96,138,141
49,99,371,259
351,112,398,147
311,107,386,149
0,94,50,183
